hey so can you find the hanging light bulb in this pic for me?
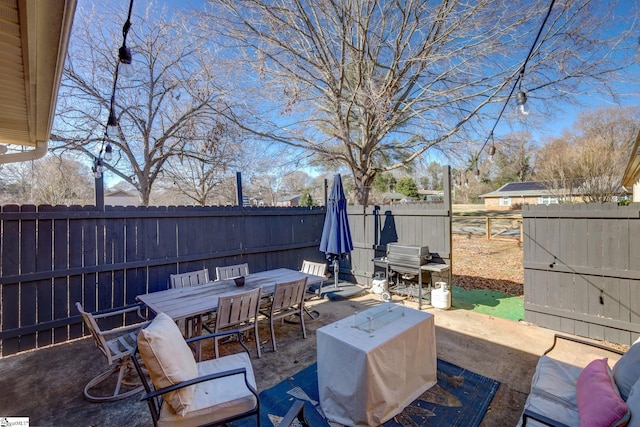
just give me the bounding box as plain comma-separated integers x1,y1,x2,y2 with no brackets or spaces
107,108,118,136
516,91,529,115
104,143,113,161
474,168,481,182
96,158,105,174
487,132,496,163
118,45,135,78
92,158,102,179
488,144,496,163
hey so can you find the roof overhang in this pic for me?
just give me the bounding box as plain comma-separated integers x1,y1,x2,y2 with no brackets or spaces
0,0,76,164
622,130,640,188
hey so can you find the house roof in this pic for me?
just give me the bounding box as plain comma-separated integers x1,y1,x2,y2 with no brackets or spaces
105,190,136,198
0,0,77,163
480,181,560,198
622,130,640,188
277,195,301,202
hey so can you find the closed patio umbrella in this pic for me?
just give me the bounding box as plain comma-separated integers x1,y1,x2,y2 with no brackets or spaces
319,174,353,294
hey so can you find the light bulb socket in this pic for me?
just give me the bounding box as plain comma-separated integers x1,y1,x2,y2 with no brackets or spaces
488,145,496,156
119,46,132,64
118,46,134,78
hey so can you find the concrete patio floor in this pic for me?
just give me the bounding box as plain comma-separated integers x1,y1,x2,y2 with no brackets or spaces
0,293,621,426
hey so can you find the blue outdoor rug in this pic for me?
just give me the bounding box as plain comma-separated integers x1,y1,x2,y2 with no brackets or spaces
231,359,500,427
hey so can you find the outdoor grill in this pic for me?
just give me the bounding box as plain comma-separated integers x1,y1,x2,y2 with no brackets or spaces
386,243,431,274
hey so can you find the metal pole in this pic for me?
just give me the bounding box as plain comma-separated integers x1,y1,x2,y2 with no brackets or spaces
95,175,104,211
236,172,243,207
324,178,328,207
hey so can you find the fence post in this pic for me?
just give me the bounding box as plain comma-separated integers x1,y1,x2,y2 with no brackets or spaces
486,217,491,240
235,172,243,207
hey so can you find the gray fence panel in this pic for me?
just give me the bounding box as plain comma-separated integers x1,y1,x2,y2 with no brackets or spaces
523,203,640,346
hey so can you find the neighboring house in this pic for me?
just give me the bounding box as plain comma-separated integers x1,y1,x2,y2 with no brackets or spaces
480,181,580,210
622,130,640,202
249,196,265,207
418,189,444,201
276,195,301,207
381,192,416,203
105,190,139,206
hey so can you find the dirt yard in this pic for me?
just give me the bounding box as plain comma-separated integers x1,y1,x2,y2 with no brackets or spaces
452,231,524,296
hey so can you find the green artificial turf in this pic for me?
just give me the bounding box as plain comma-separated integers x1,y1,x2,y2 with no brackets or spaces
451,286,524,321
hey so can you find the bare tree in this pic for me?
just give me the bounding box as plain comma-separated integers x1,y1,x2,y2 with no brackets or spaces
0,155,94,205
201,0,638,205
535,107,640,202
157,120,244,206
51,3,234,206
534,135,581,201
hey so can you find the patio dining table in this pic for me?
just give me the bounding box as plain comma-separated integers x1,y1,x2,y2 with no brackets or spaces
136,268,325,339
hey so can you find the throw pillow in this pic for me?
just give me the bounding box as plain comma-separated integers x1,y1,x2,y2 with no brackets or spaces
577,358,629,427
137,312,198,416
613,340,640,401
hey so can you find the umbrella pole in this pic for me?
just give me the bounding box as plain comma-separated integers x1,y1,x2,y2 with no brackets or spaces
334,259,340,289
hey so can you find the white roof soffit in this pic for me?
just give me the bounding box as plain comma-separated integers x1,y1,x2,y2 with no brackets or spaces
622,130,640,188
0,0,77,164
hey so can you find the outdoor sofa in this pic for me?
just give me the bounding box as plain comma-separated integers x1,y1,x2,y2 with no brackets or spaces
520,334,640,427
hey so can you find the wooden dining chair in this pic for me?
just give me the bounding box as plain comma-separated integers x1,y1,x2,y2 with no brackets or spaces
169,269,210,288
260,278,308,352
214,287,262,358
216,263,250,281
169,269,213,335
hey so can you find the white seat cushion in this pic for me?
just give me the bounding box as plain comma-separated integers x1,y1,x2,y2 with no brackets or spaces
138,312,198,416
518,355,582,427
158,352,258,427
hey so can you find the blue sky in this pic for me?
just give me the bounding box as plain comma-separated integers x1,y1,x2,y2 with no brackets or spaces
106,0,639,173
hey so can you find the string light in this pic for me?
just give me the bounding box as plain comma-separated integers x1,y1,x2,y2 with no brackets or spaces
93,0,135,179
470,0,555,174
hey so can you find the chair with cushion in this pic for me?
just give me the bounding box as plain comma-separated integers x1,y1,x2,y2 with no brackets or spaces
169,269,213,335
260,278,308,352
214,287,262,358
76,302,148,402
519,334,637,427
215,263,250,281
133,312,259,427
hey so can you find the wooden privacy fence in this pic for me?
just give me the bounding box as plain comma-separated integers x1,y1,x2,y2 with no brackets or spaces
523,203,640,346
0,167,453,357
0,205,325,357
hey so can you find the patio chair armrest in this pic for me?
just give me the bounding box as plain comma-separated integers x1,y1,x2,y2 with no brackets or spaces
141,367,257,401
543,334,624,357
522,408,571,427
98,320,149,337
186,330,251,355
92,303,148,321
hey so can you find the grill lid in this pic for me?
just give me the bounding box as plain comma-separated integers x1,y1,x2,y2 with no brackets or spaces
386,243,431,269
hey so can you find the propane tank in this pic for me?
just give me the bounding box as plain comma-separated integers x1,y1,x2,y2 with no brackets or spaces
371,272,388,295
431,281,451,310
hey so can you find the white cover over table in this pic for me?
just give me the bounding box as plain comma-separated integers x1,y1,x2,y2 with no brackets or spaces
317,305,436,426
